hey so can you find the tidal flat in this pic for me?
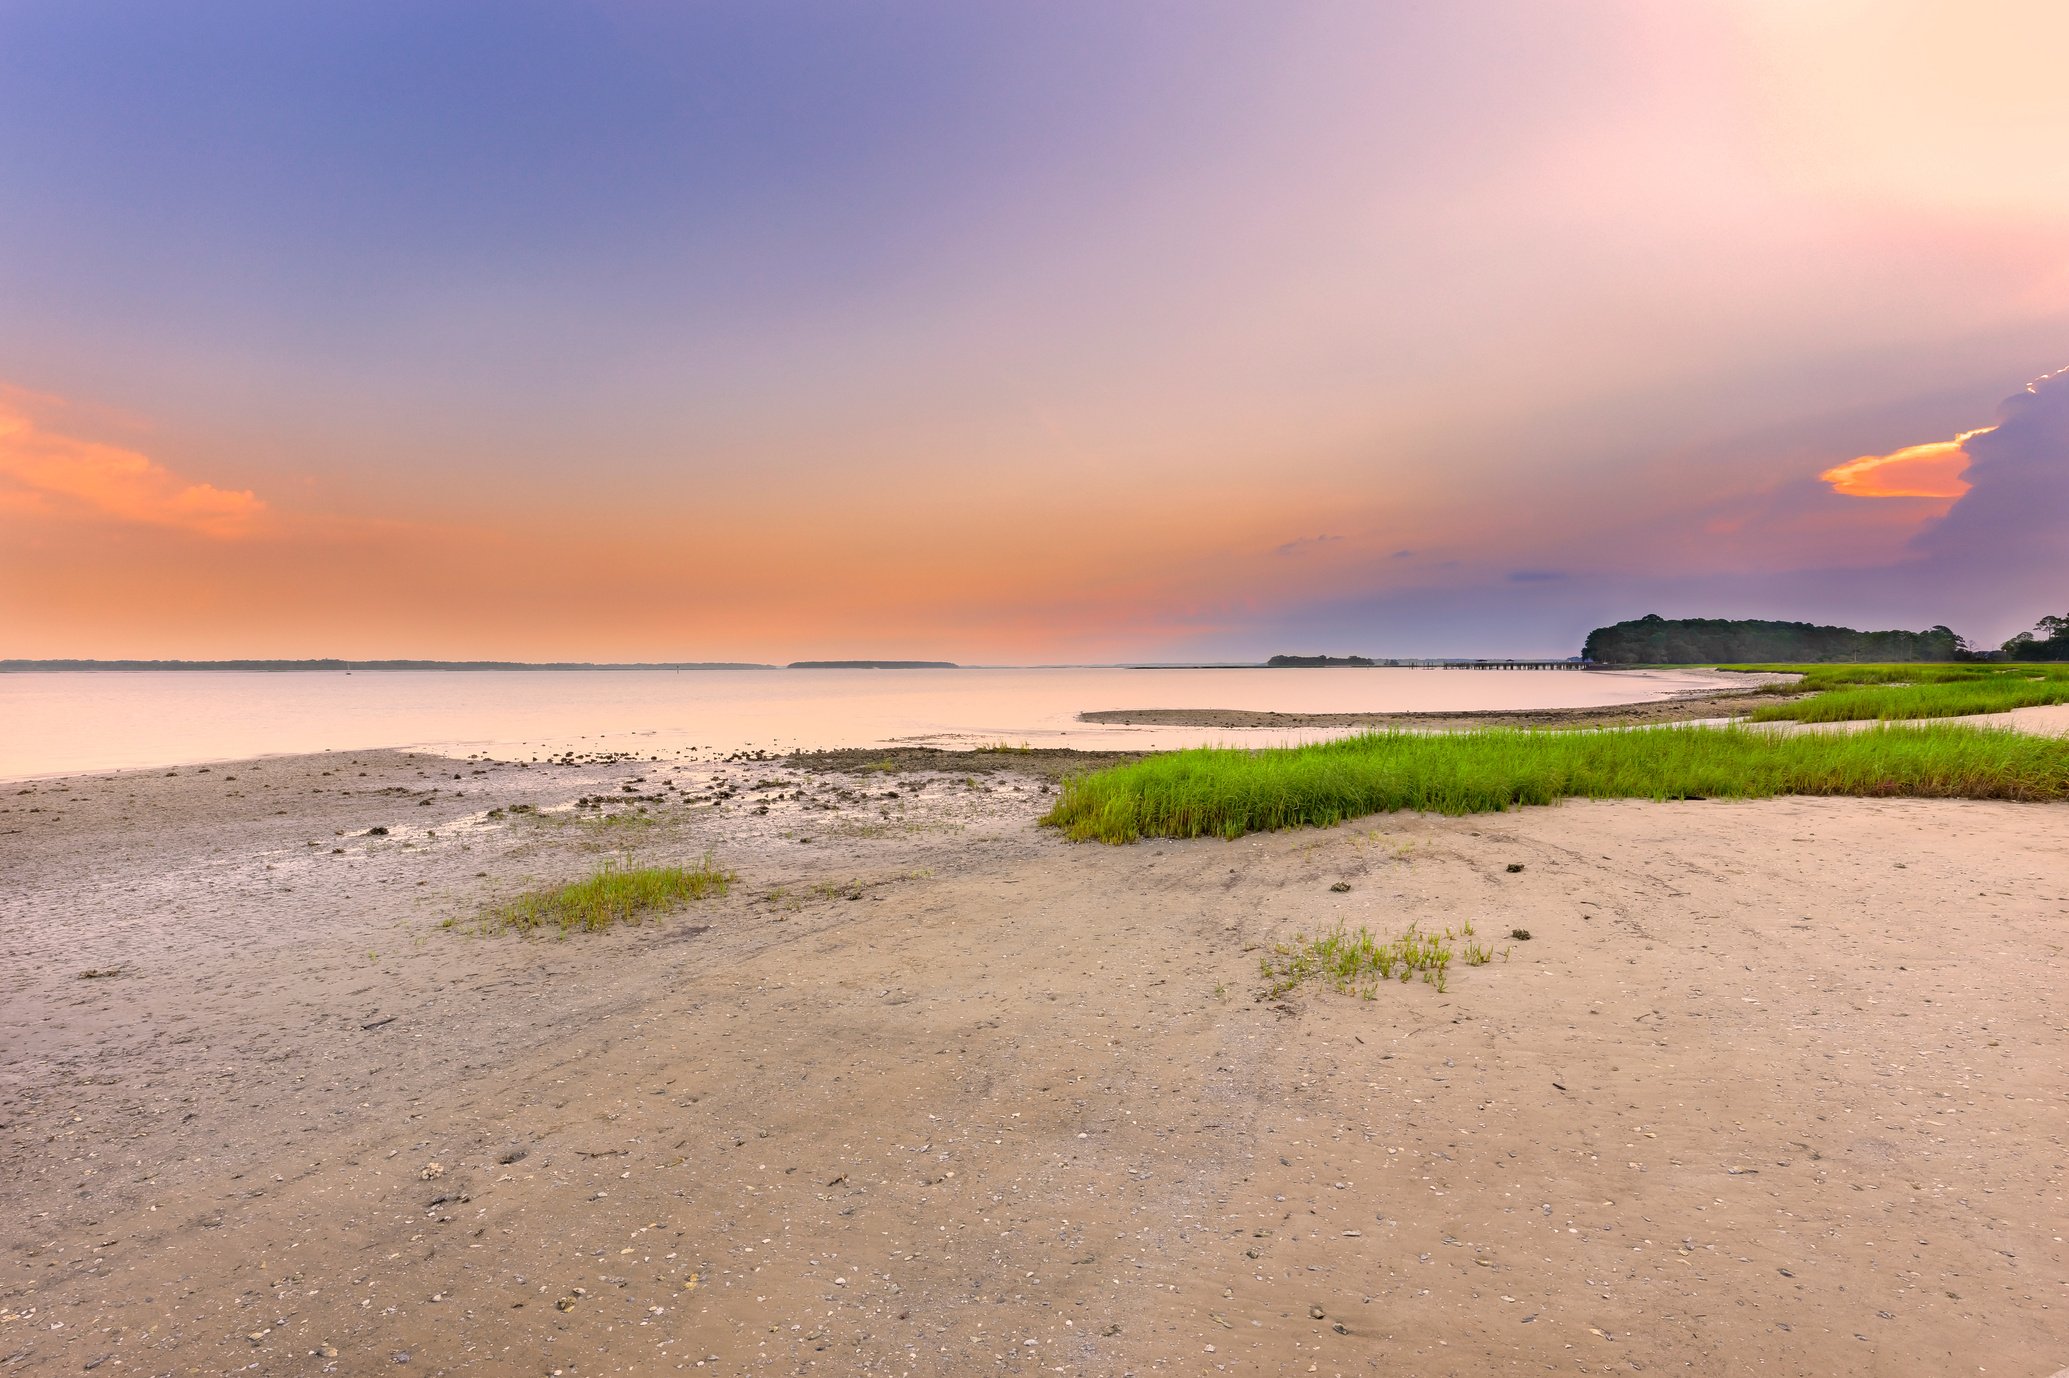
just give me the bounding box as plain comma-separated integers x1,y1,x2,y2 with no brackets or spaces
3,746,2066,1376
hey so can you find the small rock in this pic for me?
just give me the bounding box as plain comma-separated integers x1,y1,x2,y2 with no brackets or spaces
1510,928,1531,941
1308,1304,1325,1320
1329,881,1351,893
420,1162,445,1180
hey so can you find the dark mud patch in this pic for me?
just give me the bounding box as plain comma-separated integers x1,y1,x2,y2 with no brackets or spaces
787,745,1146,783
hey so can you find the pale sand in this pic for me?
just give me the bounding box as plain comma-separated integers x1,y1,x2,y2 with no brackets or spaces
1757,704,2069,739
3,748,2066,1376
1943,703,2069,736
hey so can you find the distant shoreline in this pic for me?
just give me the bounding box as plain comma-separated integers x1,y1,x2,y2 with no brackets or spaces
1,659,983,672
0,657,1596,673
0,659,783,673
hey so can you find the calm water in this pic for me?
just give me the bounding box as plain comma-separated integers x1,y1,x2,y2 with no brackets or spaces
0,666,1732,779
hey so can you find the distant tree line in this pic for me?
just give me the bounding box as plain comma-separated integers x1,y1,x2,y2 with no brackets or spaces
1582,615,1970,665
2003,615,2069,662
1266,654,1376,667
786,660,959,669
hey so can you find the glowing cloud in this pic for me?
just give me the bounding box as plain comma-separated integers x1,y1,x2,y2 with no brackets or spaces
0,395,265,539
1820,430,1989,499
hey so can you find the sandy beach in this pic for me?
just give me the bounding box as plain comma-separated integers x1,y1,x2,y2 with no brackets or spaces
13,7,2069,1374
3,743,2065,1377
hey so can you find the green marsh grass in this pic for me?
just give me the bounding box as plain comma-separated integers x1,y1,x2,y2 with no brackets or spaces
1041,724,2069,843
1728,662,2069,723
1260,921,1496,998
459,858,733,935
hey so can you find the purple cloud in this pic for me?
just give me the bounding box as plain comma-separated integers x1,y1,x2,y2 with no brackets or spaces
1911,366,2069,575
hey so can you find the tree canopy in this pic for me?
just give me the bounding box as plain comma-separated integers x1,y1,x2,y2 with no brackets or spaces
2003,616,2069,662
1583,615,1968,665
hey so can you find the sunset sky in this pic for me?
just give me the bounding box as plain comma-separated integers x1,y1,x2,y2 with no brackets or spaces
3,2,2065,661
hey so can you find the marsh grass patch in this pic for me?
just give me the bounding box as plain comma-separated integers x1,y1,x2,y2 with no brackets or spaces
1043,723,2069,843
454,858,733,936
1730,662,2069,723
1261,920,1497,999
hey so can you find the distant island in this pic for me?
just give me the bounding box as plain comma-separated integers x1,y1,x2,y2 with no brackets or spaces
0,659,775,672
1266,654,1375,667
1582,615,1967,665
786,660,959,670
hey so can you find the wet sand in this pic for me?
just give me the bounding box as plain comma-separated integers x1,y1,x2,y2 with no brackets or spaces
3,748,2066,1376
1078,672,1805,732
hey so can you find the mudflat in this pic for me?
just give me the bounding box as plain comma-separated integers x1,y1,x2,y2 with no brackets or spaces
3,749,2065,1377
1077,671,1806,732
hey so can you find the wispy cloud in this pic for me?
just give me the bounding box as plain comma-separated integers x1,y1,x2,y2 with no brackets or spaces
0,391,266,539
1271,533,1342,557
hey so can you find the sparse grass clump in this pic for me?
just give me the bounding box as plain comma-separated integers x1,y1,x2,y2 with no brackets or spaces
460,858,733,935
1042,724,2069,843
810,878,866,901
1261,921,1495,998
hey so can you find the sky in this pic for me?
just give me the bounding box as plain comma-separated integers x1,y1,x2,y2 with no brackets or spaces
1,1,2065,662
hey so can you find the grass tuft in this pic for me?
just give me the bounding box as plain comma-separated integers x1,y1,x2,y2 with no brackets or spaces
459,858,733,935
1041,724,2069,843
1261,921,1495,999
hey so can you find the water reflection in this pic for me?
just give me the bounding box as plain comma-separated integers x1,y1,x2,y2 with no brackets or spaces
1,665,1736,779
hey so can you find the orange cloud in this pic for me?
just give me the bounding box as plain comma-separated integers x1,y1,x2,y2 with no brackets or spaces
1820,428,1989,499
0,394,266,539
